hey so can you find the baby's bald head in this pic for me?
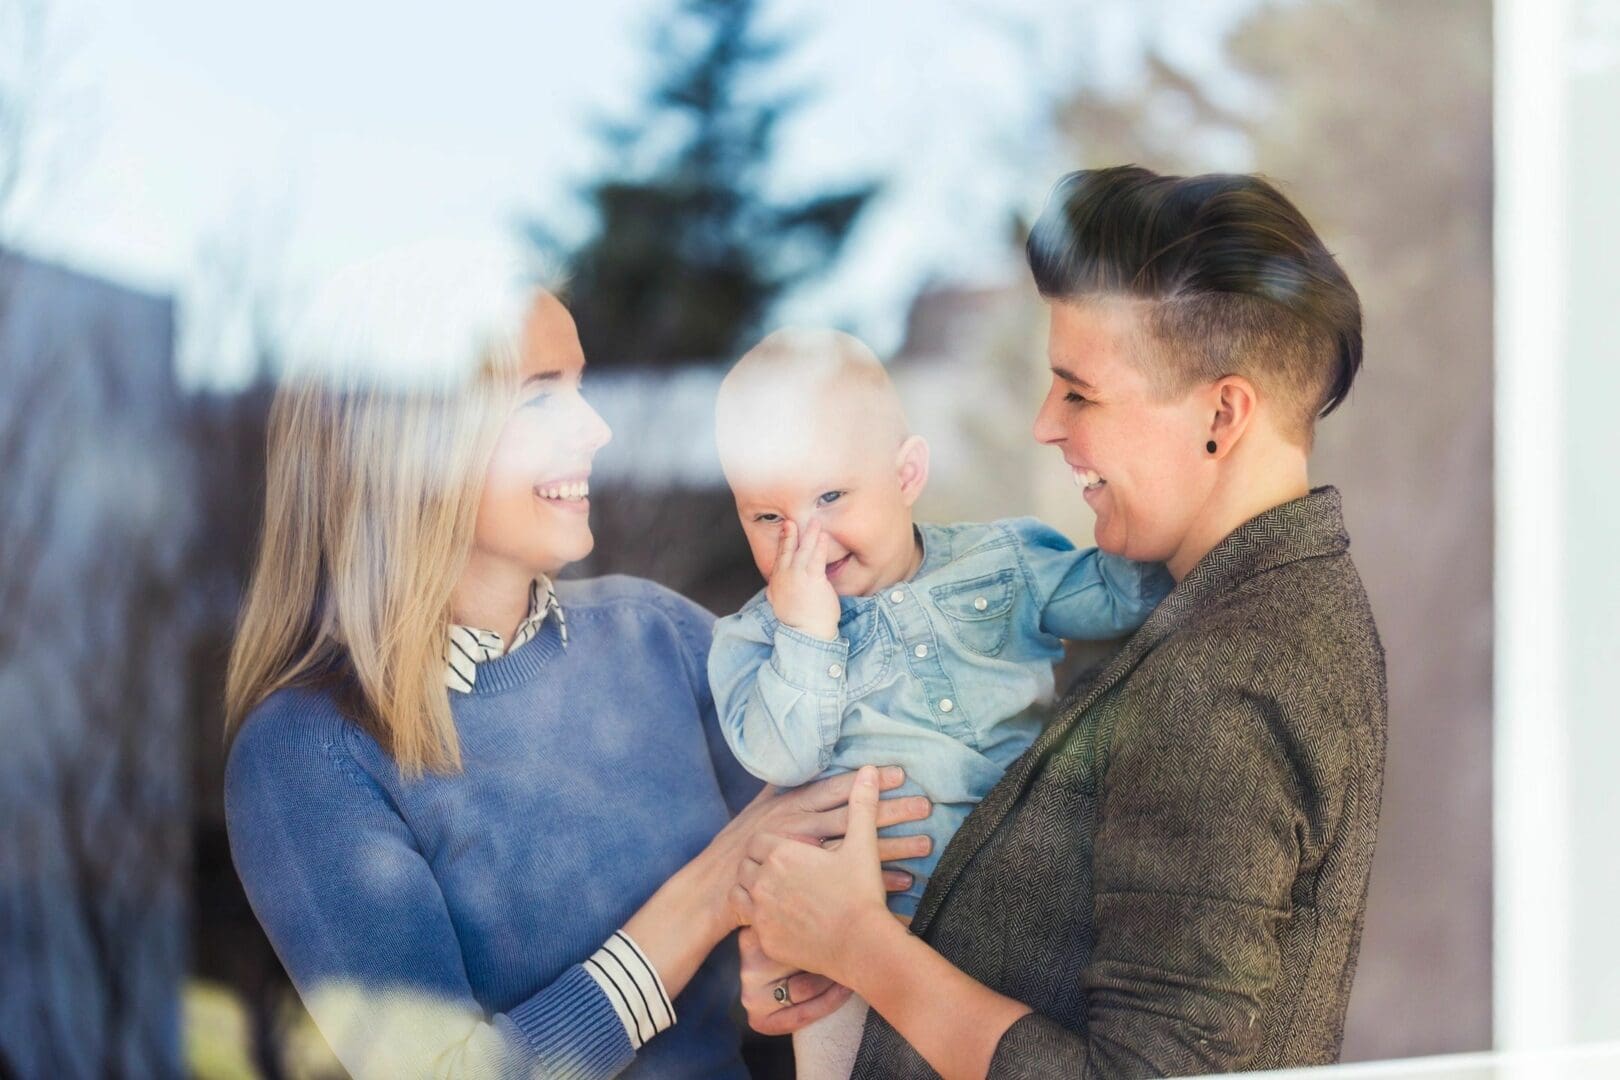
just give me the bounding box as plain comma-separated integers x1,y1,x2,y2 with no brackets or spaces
717,329,931,596
715,328,911,486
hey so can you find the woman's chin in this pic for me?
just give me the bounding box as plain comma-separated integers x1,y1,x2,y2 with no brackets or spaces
1091,521,1127,557
561,535,595,566
531,528,593,573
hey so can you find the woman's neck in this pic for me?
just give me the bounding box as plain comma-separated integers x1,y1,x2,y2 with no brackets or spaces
452,554,538,642
1166,443,1311,582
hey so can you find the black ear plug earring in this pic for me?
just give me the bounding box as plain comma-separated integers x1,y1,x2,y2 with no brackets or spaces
1206,440,1218,454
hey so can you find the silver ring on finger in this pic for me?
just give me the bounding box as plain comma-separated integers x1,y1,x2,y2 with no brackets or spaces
773,982,794,1006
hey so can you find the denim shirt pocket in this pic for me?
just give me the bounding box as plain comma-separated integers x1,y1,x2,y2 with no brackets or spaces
929,569,1017,657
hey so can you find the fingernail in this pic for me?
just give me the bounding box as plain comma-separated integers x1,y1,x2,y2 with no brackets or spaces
881,766,903,784
859,765,877,786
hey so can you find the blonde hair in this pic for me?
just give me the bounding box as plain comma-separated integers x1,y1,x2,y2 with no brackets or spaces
224,342,520,777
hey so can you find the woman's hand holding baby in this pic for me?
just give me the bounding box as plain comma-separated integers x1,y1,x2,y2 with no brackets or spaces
697,768,929,934
766,520,841,640
731,766,905,988
630,768,926,995
737,926,854,1034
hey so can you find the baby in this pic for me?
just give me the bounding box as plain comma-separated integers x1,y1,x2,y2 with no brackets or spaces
709,329,1171,1078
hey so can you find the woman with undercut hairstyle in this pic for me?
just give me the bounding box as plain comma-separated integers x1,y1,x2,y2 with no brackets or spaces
733,166,1387,1079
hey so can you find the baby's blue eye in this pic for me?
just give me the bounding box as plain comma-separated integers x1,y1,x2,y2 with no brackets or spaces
753,512,782,524
817,491,845,506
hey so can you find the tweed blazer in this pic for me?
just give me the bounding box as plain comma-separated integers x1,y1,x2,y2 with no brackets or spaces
851,486,1387,1079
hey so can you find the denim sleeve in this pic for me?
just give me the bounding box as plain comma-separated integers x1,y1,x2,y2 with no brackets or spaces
656,594,767,816
224,717,636,1080
1008,517,1173,641
707,604,849,788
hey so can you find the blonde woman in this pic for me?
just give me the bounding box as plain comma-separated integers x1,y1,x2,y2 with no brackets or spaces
223,284,931,1079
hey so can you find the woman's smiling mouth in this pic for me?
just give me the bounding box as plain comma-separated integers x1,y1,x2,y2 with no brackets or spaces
535,476,591,512
1071,467,1106,491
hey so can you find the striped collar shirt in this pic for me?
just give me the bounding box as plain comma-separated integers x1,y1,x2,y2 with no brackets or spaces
445,577,568,693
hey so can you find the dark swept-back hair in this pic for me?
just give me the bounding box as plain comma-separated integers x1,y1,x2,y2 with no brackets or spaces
1027,165,1362,442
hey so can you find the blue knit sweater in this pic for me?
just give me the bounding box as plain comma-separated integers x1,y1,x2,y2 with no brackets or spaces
224,576,762,1079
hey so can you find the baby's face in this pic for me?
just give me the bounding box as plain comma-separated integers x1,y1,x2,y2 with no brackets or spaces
729,437,921,598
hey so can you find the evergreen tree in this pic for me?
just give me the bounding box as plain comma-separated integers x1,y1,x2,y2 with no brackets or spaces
525,0,877,367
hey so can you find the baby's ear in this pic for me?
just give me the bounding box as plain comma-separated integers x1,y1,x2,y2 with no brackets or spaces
896,435,930,506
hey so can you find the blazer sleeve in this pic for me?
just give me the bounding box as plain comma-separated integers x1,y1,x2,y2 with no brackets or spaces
225,717,643,1080
989,643,1344,1078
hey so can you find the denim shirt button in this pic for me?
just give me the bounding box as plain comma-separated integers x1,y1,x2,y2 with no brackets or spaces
889,590,905,604
914,644,928,658
939,698,954,712
827,663,843,679
974,596,989,611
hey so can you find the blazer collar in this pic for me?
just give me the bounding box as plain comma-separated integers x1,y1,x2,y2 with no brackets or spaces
910,486,1351,934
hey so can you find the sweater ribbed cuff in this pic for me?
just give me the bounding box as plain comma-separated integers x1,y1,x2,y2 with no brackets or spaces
506,963,636,1079
581,930,676,1050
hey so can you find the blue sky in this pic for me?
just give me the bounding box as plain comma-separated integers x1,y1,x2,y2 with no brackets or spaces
8,0,1252,383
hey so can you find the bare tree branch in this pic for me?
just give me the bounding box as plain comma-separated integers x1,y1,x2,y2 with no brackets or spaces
0,335,69,666
0,0,92,242
0,0,50,229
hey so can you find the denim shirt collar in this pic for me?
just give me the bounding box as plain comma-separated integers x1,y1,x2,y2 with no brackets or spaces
835,525,945,613
829,524,945,640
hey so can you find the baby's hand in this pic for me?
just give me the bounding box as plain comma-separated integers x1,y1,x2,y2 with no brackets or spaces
766,521,841,641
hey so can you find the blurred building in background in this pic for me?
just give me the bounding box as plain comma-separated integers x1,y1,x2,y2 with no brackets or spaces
0,250,190,1077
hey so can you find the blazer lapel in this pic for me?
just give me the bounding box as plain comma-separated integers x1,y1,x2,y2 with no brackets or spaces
909,486,1351,936
910,592,1175,933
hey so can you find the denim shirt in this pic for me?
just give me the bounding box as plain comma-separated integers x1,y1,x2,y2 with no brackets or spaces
709,516,1172,915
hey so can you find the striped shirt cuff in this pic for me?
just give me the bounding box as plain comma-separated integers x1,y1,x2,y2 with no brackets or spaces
581,930,676,1051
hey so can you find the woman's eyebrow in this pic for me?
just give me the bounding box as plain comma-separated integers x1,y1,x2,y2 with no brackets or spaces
521,371,564,388
1050,364,1095,390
